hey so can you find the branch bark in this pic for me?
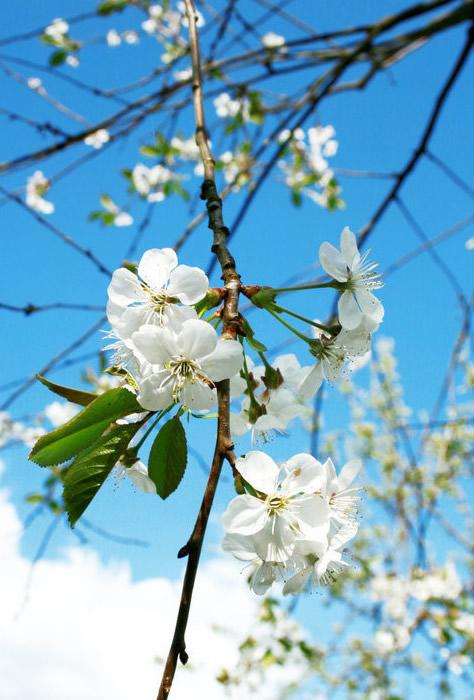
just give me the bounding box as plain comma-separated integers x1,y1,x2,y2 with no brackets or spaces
156,2,241,697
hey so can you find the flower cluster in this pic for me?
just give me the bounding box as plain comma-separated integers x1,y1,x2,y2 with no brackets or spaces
140,2,204,64
131,163,183,203
230,354,320,442
278,125,343,210
105,247,243,411
89,195,133,227
41,17,81,67
222,450,361,595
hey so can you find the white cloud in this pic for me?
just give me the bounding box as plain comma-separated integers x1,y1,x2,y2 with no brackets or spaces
0,484,265,700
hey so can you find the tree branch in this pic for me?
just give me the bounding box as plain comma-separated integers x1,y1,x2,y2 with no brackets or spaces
156,2,241,697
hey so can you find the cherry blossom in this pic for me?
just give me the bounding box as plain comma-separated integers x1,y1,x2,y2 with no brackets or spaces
107,248,208,339
319,226,384,330
25,171,54,215
132,319,243,410
262,32,286,49
84,129,110,149
222,452,329,562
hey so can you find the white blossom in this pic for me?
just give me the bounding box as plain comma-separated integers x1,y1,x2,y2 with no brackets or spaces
214,92,248,120
84,129,110,149
100,195,133,227
262,32,286,49
131,163,175,202
107,247,208,339
132,319,243,410
27,77,42,90
65,55,79,68
319,226,384,330
173,68,192,81
123,30,139,45
26,171,54,215
106,29,121,47
118,460,156,494
222,451,330,563
320,457,362,526
282,528,355,594
44,18,69,42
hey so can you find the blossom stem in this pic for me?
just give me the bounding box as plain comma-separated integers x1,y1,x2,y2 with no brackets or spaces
265,306,313,344
277,306,336,335
271,281,338,293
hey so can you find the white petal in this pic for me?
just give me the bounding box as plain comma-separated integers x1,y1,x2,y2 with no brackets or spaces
106,299,124,329
167,264,209,305
177,319,217,359
253,517,294,562
282,453,324,495
221,494,268,535
340,226,360,269
290,494,330,532
132,325,176,365
322,353,344,383
200,339,243,382
137,373,174,410
331,522,358,549
337,458,362,492
235,451,280,494
338,291,362,330
266,388,302,420
107,267,145,308
181,380,216,410
230,412,250,436
253,413,286,434
355,289,384,323
162,304,198,333
283,567,311,595
298,363,323,400
126,461,156,494
113,304,150,340
138,248,177,290
250,562,276,595
272,353,302,389
319,241,348,282
222,532,257,561
323,457,338,486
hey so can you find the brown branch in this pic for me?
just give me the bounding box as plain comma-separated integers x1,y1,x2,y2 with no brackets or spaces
156,2,241,698
0,302,104,315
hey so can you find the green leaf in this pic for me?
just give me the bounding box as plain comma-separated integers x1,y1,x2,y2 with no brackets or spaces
25,493,44,504
97,0,127,15
291,190,302,207
49,49,67,66
148,417,187,499
36,374,96,407
64,422,141,526
29,388,143,467
139,145,160,157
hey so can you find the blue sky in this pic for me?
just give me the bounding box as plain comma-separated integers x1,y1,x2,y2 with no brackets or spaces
0,0,472,663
